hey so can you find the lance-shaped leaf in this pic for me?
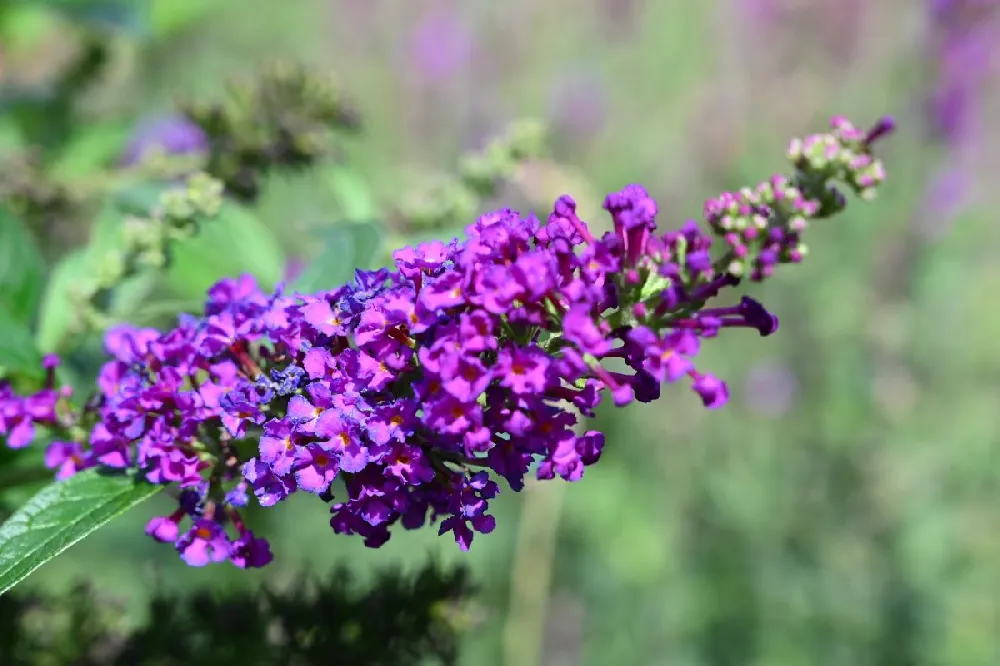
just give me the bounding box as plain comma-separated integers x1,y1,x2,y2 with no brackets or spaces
165,203,285,299
326,164,380,222
0,205,46,326
0,469,162,596
290,220,384,295
0,306,43,380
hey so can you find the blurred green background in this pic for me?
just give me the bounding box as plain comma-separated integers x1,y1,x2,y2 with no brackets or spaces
3,0,999,664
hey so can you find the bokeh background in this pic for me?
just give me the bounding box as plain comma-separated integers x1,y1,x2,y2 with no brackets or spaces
3,0,1000,664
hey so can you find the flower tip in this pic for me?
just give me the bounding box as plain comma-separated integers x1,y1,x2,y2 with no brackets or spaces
864,116,896,146
760,314,779,337
554,194,577,217
692,374,729,409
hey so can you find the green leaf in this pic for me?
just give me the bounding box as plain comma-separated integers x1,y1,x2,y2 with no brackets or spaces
164,203,285,299
110,180,172,217
327,165,379,222
49,121,131,180
34,250,90,354
151,0,223,37
0,307,43,379
0,116,24,151
291,220,384,294
0,469,162,596
35,245,157,354
90,190,188,310
85,194,138,265
36,188,208,353
0,205,46,326
0,4,56,52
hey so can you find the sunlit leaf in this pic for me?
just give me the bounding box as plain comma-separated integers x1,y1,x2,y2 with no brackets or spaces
49,121,131,180
164,203,285,299
0,307,43,380
0,205,46,326
151,0,224,37
0,469,162,596
290,220,383,294
327,165,379,222
34,251,89,355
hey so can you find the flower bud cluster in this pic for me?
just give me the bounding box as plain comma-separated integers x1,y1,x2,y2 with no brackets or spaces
704,116,892,281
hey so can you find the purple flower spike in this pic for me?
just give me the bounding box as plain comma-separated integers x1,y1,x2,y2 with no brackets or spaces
1,115,890,569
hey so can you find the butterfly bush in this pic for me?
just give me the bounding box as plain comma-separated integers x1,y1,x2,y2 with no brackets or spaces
0,116,893,569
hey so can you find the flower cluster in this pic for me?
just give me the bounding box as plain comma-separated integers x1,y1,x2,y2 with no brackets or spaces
0,116,893,568
0,356,69,452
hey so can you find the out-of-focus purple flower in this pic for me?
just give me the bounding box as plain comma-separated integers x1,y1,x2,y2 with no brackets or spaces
928,0,996,28
927,30,993,142
918,0,997,239
600,0,644,38
737,0,780,26
914,164,970,241
120,114,208,168
742,361,797,417
407,6,474,84
924,165,967,217
925,2,998,143
735,0,869,73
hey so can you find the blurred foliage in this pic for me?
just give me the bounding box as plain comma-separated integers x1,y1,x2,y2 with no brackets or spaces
0,560,476,666
179,61,362,203
391,118,547,233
